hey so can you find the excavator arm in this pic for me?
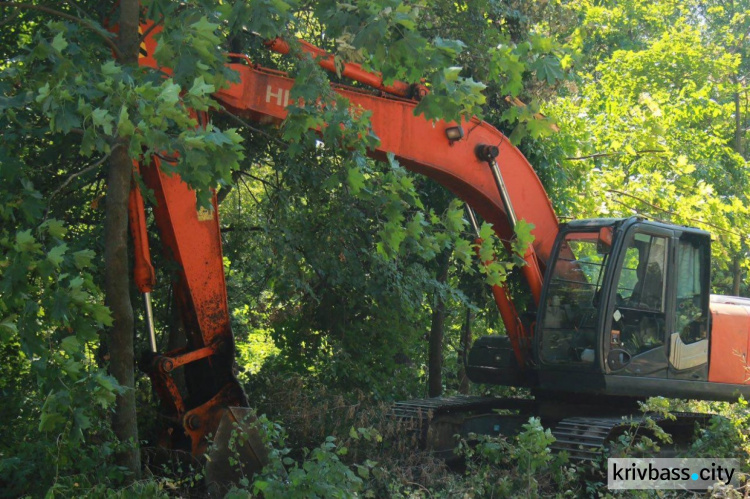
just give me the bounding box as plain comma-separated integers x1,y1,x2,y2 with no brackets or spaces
128,24,559,457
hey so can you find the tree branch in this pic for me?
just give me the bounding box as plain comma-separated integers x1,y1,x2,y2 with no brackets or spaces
44,148,117,220
154,152,180,164
607,189,746,239
139,14,164,43
220,226,263,233
0,2,123,59
238,175,261,206
610,198,670,225
62,0,95,23
237,169,280,190
0,7,19,27
218,108,288,146
565,149,666,161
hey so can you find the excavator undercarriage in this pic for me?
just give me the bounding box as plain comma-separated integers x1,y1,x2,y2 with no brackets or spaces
391,393,715,463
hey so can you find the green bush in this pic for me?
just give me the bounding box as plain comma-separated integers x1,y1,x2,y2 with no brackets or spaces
454,417,579,498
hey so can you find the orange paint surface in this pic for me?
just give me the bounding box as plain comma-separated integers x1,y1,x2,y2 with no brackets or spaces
708,302,750,384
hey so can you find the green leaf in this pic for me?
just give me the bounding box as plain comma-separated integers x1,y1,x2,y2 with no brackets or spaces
93,375,119,407
39,411,65,432
347,167,366,194
72,249,95,269
63,359,82,376
478,240,495,264
478,222,494,241
92,305,113,327
443,66,462,82
190,17,220,38
91,108,114,136
0,317,18,342
532,55,564,84
116,106,135,138
47,243,67,267
42,219,67,239
356,464,370,479
60,335,81,354
50,290,71,321
159,82,181,105
53,105,82,134
406,212,425,238
35,82,50,104
444,201,465,234
433,37,465,56
101,61,121,76
95,375,116,392
15,229,39,252
188,76,215,97
51,32,68,53
512,220,535,256
394,15,416,31
73,410,91,431
454,238,472,266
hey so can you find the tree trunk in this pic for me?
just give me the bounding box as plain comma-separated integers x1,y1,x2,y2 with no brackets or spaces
731,85,744,298
734,89,743,157
105,143,141,479
428,251,451,398
104,0,141,480
457,307,473,394
732,256,742,297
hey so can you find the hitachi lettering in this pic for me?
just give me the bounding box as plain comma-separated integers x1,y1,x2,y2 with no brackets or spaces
265,85,290,107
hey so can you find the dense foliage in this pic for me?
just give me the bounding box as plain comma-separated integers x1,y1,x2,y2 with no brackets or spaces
0,0,748,497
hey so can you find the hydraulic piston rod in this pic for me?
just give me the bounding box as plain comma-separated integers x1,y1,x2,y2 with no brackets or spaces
144,292,157,353
475,143,544,305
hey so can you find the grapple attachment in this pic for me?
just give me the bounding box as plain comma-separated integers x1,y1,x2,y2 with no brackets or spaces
205,407,269,491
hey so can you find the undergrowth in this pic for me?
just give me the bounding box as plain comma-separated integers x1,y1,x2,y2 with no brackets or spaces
25,375,750,498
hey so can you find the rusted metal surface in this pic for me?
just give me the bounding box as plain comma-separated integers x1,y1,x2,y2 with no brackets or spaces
183,383,248,455
144,354,187,417
157,343,222,373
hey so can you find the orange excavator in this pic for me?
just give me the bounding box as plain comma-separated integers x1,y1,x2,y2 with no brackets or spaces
128,20,750,474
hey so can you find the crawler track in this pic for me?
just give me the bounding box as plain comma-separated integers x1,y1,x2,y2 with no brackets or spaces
390,395,534,421
551,412,714,461
391,396,715,463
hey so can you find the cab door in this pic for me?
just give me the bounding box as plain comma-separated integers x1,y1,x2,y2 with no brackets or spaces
604,225,673,377
667,234,710,380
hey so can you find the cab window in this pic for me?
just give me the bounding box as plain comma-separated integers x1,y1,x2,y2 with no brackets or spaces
616,233,667,312
611,233,668,356
540,232,605,364
675,238,708,344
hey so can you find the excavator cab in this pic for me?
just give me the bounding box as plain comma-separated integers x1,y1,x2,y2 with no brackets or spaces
534,217,712,398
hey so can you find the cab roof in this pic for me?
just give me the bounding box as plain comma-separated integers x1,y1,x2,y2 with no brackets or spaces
561,216,711,238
